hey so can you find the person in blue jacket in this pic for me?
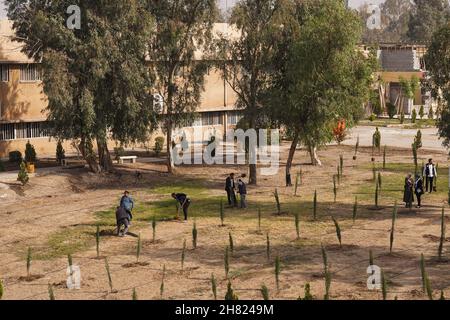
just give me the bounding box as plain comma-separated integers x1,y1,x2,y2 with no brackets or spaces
120,191,134,223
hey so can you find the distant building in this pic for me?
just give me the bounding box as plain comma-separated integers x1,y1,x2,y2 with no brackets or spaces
0,21,241,159
362,43,435,116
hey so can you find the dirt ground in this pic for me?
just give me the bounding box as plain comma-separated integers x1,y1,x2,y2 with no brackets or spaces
0,140,449,300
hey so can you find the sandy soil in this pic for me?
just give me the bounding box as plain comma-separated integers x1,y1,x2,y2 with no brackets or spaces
0,141,449,301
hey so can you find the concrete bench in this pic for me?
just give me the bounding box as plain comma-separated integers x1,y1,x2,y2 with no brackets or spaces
119,156,138,164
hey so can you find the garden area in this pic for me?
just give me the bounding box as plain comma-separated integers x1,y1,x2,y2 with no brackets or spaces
0,137,448,300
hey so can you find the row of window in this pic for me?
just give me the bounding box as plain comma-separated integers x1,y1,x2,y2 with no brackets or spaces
0,122,50,141
0,112,243,141
191,111,243,127
0,64,42,82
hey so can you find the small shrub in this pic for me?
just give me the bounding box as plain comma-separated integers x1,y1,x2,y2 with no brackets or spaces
353,135,360,160
181,239,186,271
211,274,217,300
352,197,358,223
419,105,425,119
324,271,331,300
414,130,423,149
225,281,239,300
136,233,142,262
132,288,138,300
261,284,270,300
26,247,32,277
24,141,36,163
429,106,434,120
420,254,433,300
383,146,386,169
154,137,165,157
375,183,379,208
438,208,446,261
333,120,347,145
412,143,418,172
339,155,344,176
224,246,230,278
105,258,113,292
294,212,300,240
333,175,337,203
299,283,313,300
377,172,382,190
0,279,3,299
152,216,157,242
48,283,55,300
400,111,405,124
321,244,328,274
381,271,387,300
56,141,65,165
440,291,445,300
390,203,398,253
220,200,225,226
332,217,342,248
368,113,376,122
229,232,234,253
96,225,100,258
369,250,374,266
192,221,198,249
266,232,270,261
160,265,166,299
387,102,396,119
274,189,281,215
17,162,29,186
411,109,417,123
372,127,381,152
9,151,22,163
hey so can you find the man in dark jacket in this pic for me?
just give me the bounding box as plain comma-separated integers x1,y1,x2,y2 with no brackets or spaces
225,173,238,207
116,206,130,237
172,193,191,222
120,191,134,221
237,174,248,209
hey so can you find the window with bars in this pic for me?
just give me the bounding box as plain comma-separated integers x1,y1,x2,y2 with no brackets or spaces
20,64,42,82
227,111,243,125
0,65,9,82
0,122,50,141
201,112,223,126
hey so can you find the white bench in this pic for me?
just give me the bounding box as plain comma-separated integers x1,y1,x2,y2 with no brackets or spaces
119,156,138,164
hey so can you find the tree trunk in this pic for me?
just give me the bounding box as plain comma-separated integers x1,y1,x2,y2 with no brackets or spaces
286,131,300,187
166,122,173,174
79,137,101,173
97,139,113,172
308,142,322,166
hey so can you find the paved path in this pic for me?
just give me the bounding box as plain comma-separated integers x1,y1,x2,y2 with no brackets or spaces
344,126,448,153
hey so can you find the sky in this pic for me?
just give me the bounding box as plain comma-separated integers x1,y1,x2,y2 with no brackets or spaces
0,1,385,20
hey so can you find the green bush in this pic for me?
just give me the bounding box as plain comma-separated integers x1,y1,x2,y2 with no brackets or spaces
368,113,376,122
154,137,165,157
17,162,29,185
429,106,434,120
419,105,425,119
386,103,396,119
24,141,37,163
9,151,22,163
411,109,417,123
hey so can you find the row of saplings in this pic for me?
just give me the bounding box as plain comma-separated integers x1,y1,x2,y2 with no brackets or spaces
0,197,446,300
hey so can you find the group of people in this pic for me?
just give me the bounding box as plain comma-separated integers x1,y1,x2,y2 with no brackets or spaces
115,190,191,237
403,159,438,208
225,173,248,209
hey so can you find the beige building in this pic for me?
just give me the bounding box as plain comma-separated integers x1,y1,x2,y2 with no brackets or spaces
0,21,241,159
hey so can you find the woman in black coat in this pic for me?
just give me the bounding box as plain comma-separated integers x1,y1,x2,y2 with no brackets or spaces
415,174,424,208
403,174,414,208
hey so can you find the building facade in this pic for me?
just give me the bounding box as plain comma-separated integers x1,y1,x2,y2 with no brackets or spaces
0,21,242,159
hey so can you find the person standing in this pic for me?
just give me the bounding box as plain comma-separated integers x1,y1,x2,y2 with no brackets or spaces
172,193,191,222
403,174,414,208
225,173,238,207
423,159,437,193
237,174,248,209
120,191,134,223
414,174,424,208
